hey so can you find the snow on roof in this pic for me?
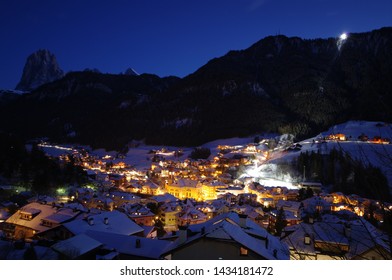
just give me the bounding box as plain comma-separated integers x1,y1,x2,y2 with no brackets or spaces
34,245,59,260
221,222,289,260
63,210,144,236
206,227,232,239
276,200,301,210
6,202,80,233
123,203,155,218
205,180,227,187
141,225,155,237
282,216,391,259
85,230,171,259
96,251,119,260
150,193,178,203
20,207,41,216
110,191,140,201
63,202,88,212
43,208,80,223
301,196,331,214
269,209,300,221
164,212,289,260
170,179,199,188
0,239,59,260
0,209,11,220
178,208,206,221
312,222,349,245
51,234,102,258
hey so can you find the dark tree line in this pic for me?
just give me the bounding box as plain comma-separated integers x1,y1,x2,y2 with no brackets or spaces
190,147,211,160
0,132,87,195
296,149,391,202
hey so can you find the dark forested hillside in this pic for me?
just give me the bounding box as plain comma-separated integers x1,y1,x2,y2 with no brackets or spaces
1,27,392,150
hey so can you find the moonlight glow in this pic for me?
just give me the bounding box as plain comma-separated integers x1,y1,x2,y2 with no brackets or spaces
337,32,348,50
340,33,348,40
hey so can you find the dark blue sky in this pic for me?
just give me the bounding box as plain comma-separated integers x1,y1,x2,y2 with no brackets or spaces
1,0,391,89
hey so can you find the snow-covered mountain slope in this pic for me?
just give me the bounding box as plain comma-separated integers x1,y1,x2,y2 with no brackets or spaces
272,121,392,191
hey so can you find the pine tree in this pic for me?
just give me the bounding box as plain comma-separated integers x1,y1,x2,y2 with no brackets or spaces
274,207,287,236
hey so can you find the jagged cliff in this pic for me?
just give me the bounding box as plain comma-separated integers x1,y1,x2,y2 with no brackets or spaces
15,49,64,91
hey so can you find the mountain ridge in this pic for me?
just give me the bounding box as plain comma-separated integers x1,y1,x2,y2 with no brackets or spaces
1,27,392,150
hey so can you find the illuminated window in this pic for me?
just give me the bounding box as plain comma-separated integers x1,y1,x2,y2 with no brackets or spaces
240,247,248,256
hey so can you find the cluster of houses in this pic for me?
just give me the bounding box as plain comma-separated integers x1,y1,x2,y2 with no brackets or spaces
0,198,291,260
0,139,391,260
0,183,390,260
324,133,390,144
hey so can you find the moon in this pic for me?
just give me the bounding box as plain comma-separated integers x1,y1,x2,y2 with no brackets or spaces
340,33,348,40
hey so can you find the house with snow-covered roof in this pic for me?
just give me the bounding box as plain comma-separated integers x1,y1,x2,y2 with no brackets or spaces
148,193,178,204
60,210,144,237
231,204,267,228
142,180,162,195
0,239,59,260
107,191,141,207
165,179,202,201
267,209,301,235
120,203,156,226
301,196,332,217
161,212,290,260
177,207,207,226
276,200,302,217
200,180,228,200
159,202,183,231
84,230,172,260
51,233,104,260
281,214,391,260
3,202,81,240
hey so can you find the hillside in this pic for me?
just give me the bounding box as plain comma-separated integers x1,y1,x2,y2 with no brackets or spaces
1,27,392,150
266,121,392,198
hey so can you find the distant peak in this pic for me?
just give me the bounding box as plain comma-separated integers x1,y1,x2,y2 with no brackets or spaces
15,49,64,91
124,67,139,76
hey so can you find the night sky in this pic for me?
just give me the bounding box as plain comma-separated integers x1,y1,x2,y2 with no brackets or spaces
1,0,391,89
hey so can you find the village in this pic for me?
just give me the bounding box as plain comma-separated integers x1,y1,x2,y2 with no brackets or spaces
0,127,391,260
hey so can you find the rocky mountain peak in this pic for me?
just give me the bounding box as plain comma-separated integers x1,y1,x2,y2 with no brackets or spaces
15,49,64,91
124,67,139,76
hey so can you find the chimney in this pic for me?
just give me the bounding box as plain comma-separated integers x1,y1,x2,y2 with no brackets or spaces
88,217,94,226
344,223,351,238
304,233,311,245
238,214,248,228
135,238,141,248
104,217,109,225
178,225,188,244
308,216,314,224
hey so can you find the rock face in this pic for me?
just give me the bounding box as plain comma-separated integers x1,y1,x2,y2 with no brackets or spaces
15,49,64,91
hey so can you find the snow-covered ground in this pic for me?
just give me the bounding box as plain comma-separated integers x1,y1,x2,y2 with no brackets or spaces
323,120,392,140
269,121,392,191
36,120,392,191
